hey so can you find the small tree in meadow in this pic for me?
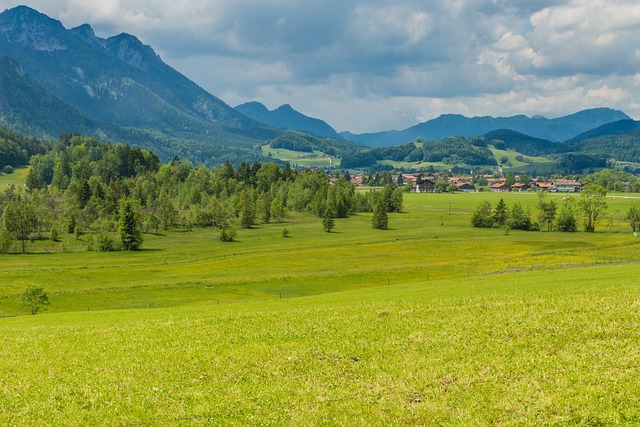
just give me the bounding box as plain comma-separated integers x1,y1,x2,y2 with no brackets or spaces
556,198,577,232
537,191,557,232
372,198,388,230
322,208,335,233
20,286,50,315
578,184,607,232
119,199,143,250
218,225,237,242
624,206,640,233
492,198,508,227
508,202,532,231
471,201,493,228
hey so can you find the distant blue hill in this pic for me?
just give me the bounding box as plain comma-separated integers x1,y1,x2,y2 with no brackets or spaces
565,119,640,144
235,102,342,139
341,108,631,146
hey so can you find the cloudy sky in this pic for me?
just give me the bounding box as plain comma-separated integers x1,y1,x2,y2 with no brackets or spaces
5,0,640,133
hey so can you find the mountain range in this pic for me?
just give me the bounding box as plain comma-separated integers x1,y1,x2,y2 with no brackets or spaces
234,102,342,139
1,5,640,169
340,108,632,147
0,6,289,164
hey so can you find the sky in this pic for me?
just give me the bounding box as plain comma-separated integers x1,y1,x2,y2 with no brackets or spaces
4,0,640,133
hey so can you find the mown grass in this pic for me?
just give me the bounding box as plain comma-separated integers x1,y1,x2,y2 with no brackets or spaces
1,264,639,425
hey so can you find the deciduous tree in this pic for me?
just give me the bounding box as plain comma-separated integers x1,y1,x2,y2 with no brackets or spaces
471,201,493,228
624,206,640,233
20,286,50,315
3,196,36,253
578,184,607,232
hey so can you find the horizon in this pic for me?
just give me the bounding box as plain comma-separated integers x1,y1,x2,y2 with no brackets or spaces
3,2,640,133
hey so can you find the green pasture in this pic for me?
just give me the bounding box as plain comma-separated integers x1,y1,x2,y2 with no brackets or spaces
489,146,557,171
490,146,552,167
261,145,338,167
1,264,639,425
3,191,640,424
2,192,639,316
0,166,28,191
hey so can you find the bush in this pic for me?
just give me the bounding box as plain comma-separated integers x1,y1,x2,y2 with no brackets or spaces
0,228,13,253
97,232,118,251
219,226,237,242
471,201,494,228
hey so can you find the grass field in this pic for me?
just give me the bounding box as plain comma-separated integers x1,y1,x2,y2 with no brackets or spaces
489,146,555,169
0,166,28,191
2,192,640,425
261,145,338,167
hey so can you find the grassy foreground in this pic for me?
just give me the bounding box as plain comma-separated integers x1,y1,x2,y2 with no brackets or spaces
2,192,640,424
1,265,639,425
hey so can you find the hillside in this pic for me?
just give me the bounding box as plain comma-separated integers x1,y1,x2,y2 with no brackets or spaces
0,6,280,164
566,119,640,144
236,102,342,139
482,129,568,156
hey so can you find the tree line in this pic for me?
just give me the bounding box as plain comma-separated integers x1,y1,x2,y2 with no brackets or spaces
1,135,403,253
470,184,640,233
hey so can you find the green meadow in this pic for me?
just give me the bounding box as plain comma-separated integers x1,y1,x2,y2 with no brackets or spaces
2,192,640,425
0,166,28,191
261,145,338,167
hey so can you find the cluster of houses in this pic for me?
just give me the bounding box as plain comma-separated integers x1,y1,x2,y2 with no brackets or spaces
347,172,583,193
488,178,582,193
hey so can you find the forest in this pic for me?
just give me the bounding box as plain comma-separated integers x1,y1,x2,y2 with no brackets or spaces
0,133,404,253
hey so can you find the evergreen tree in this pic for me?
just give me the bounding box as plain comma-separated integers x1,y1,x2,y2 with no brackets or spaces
119,199,143,250
492,199,508,227
239,190,255,229
322,208,335,232
372,197,389,230
25,168,46,192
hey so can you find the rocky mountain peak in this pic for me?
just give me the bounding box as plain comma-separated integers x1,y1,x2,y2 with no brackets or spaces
70,23,105,50
0,5,67,51
105,33,158,71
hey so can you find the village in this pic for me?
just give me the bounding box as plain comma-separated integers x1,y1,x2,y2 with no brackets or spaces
342,171,584,193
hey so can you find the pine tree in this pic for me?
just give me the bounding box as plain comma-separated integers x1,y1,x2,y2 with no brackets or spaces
492,198,508,227
372,198,388,230
322,208,335,232
119,199,143,250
